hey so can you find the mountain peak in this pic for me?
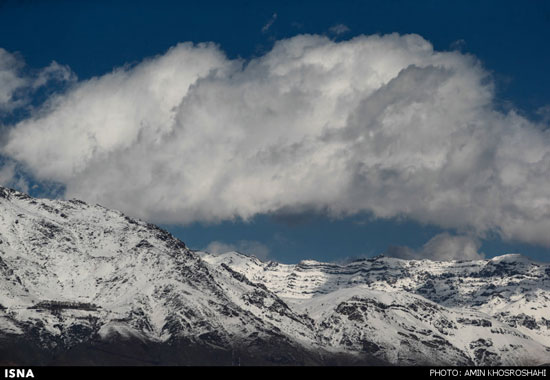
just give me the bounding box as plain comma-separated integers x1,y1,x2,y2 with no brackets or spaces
1,188,549,365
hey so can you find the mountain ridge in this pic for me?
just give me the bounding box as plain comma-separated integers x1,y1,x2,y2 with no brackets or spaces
0,186,549,365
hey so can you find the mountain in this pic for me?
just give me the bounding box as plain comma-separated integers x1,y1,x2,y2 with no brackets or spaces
0,186,549,365
200,252,550,365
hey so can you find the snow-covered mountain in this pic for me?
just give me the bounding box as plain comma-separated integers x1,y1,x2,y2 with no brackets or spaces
0,186,549,365
200,251,550,365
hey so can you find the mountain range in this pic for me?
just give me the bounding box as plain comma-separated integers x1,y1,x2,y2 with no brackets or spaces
0,186,549,366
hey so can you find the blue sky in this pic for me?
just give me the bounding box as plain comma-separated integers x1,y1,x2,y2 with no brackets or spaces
1,1,549,262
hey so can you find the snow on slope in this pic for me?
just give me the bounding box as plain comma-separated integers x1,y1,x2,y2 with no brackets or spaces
198,251,550,365
0,186,318,354
1,185,549,365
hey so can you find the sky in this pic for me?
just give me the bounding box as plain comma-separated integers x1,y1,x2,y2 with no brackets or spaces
0,0,550,263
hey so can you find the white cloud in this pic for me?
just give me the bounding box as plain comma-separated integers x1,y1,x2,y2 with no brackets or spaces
0,160,28,193
205,240,270,261
2,33,550,250
386,233,484,261
0,48,75,113
0,49,27,112
32,61,75,89
0,161,15,186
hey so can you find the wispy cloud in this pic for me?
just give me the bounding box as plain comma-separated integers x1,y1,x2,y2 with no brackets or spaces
329,24,350,36
261,13,277,33
205,240,270,261
450,39,466,51
0,48,75,113
0,159,28,192
386,233,484,261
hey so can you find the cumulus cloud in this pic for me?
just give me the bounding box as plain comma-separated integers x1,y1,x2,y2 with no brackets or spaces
205,240,270,261
0,48,75,113
386,233,484,261
2,33,550,249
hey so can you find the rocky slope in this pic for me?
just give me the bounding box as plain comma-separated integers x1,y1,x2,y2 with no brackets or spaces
0,186,549,365
199,252,550,365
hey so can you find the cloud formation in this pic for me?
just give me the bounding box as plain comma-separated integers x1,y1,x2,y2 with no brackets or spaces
205,240,270,261
0,48,74,113
262,13,278,33
385,233,484,261
0,161,21,190
2,33,550,248
0,49,27,112
329,24,350,36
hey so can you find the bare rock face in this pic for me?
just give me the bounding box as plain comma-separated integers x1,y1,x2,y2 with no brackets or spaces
0,186,549,365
